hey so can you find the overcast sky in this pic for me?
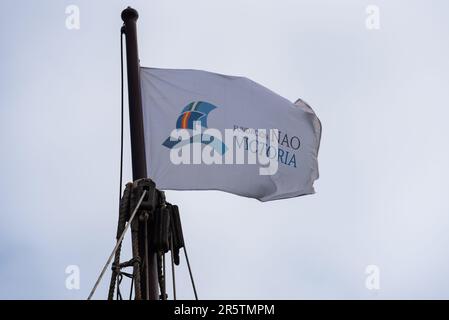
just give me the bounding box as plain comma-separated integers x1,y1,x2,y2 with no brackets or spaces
1,0,449,299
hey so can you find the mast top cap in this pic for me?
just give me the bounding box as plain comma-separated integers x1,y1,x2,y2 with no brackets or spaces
121,7,139,22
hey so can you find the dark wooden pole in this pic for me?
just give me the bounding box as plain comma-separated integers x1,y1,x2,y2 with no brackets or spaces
121,6,158,300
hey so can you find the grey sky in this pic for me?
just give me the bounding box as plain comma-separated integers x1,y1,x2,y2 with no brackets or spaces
1,0,449,299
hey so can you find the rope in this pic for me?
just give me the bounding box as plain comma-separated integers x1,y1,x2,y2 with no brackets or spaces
87,190,147,300
119,26,125,204
129,272,134,299
171,209,198,300
107,184,131,299
113,257,139,300
107,26,127,300
170,232,177,300
143,212,150,300
158,252,167,300
116,271,133,300
130,189,143,299
183,244,198,300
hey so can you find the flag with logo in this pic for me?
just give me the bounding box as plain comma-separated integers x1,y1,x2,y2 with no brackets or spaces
140,67,321,201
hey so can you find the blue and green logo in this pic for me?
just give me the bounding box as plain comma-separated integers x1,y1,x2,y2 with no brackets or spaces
162,101,227,154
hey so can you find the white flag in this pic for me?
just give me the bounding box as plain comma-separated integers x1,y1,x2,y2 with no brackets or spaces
140,67,321,201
